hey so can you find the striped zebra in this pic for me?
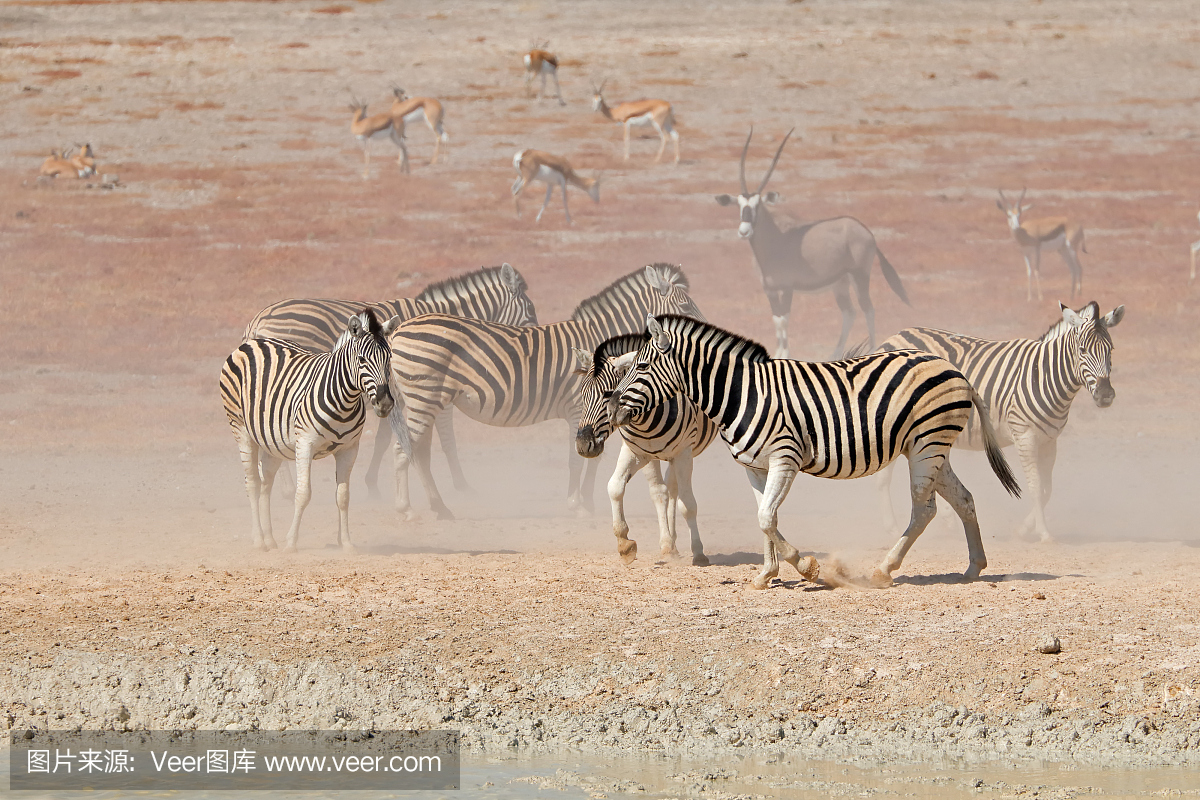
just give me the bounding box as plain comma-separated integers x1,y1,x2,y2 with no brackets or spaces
573,335,718,566
242,263,536,496
872,300,1125,543
609,315,1022,589
387,263,704,519
220,309,399,552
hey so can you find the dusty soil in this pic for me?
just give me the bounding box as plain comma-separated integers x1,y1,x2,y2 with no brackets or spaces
2,0,1200,774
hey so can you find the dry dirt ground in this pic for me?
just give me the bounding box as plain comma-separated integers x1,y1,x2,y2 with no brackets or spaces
2,0,1200,779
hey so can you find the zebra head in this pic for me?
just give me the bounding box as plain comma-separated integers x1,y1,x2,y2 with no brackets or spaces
610,315,684,428
344,310,401,417
1059,301,1125,408
714,127,793,238
572,336,644,458
643,263,706,321
497,262,538,326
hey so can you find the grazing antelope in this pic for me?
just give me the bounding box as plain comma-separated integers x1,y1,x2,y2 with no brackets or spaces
390,87,448,168
1190,209,1199,286
523,42,565,105
591,80,679,164
39,147,89,178
349,95,404,178
715,128,910,358
511,149,600,224
997,188,1087,302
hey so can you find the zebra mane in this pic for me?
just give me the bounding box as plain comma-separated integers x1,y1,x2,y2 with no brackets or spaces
571,263,689,320
1038,300,1102,342
333,307,383,351
657,314,771,363
417,264,525,301
592,333,650,373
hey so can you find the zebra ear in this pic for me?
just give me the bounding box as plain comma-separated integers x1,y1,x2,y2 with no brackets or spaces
347,313,365,337
500,262,522,293
381,315,402,337
1060,304,1084,328
571,347,592,375
1104,305,1125,328
645,314,670,352
608,351,638,378
644,264,670,296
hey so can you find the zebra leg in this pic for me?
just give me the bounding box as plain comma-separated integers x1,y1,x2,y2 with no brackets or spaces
364,420,391,502
434,409,472,492
831,278,856,360
876,460,902,538
671,448,708,566
414,429,455,520
643,460,677,558
238,433,268,550
608,442,649,563
872,454,940,587
745,465,816,589
933,462,986,579
1015,433,1054,542
392,435,416,520
283,442,316,553
258,453,282,550
333,443,360,552
663,461,681,558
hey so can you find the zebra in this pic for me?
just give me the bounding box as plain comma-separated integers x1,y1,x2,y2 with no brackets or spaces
220,309,400,552
242,263,536,496
386,263,705,519
871,300,1125,543
609,314,1022,589
573,335,718,566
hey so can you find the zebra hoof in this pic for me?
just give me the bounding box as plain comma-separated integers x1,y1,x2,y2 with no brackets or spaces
691,554,710,567
869,568,893,589
435,508,456,521
341,544,359,555
617,540,637,565
283,545,298,555
750,573,774,590
794,555,820,582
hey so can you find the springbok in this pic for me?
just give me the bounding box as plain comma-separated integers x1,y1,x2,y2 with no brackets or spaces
390,87,448,168
996,188,1087,302
524,42,565,105
70,143,96,177
1190,209,1199,286
591,80,679,164
349,95,403,178
715,128,910,358
511,149,600,224
40,147,90,178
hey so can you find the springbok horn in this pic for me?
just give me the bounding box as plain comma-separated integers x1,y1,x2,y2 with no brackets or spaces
1019,186,1027,206
756,128,795,195
739,126,753,195
998,188,1007,205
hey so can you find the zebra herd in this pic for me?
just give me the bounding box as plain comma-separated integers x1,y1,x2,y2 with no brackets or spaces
222,261,1124,587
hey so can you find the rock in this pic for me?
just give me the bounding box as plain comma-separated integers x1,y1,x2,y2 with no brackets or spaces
1037,636,1061,654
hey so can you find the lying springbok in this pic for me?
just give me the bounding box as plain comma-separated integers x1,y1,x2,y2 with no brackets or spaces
524,42,565,105
997,188,1087,301
391,87,448,168
715,128,909,358
591,80,679,164
40,146,93,178
511,149,600,224
349,95,403,178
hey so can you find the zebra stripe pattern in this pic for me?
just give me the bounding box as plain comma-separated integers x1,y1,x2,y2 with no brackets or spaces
242,263,537,495
387,264,705,519
573,334,718,565
220,309,399,552
610,315,1021,589
875,300,1124,542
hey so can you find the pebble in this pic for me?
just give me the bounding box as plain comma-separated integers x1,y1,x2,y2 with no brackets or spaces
1037,636,1061,654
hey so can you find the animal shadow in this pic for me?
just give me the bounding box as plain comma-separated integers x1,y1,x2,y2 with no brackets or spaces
892,571,1061,586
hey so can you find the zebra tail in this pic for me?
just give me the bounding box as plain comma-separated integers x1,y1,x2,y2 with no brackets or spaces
969,387,1021,499
877,249,911,306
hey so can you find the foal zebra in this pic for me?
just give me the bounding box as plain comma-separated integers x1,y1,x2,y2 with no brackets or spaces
872,300,1124,542
387,264,704,519
242,263,536,495
574,335,718,566
221,309,399,552
610,315,1021,589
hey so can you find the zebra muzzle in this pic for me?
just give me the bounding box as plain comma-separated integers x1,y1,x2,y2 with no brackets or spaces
1093,379,1115,408
575,426,605,459
372,389,395,418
